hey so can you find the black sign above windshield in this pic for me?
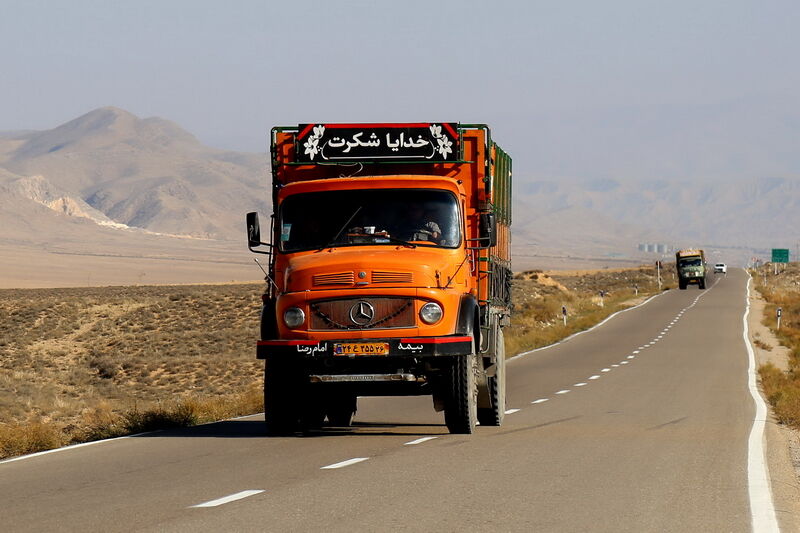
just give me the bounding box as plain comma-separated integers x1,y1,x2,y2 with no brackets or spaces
295,123,460,163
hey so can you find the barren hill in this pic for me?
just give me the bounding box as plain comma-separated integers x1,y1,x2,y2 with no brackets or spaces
0,107,267,240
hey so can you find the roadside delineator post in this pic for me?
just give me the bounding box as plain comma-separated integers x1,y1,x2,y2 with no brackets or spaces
777,307,782,331
656,261,662,291
562,305,567,326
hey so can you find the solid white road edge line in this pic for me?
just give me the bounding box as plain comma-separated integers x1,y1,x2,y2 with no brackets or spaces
404,437,438,446
321,457,369,469
0,434,134,465
191,490,264,508
743,273,780,532
0,413,267,466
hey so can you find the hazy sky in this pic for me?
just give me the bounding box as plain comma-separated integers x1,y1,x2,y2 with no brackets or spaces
2,0,799,181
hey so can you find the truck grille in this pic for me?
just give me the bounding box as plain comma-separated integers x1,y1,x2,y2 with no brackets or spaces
372,271,413,284
310,297,415,330
313,271,355,286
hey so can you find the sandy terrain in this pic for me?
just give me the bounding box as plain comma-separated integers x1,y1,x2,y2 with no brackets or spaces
0,243,262,288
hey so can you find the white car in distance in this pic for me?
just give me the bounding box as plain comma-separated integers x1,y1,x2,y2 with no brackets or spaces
714,263,727,274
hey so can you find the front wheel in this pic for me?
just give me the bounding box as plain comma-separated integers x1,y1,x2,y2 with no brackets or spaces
444,348,479,434
263,357,301,435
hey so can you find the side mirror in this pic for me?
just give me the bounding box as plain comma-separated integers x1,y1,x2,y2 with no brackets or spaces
479,212,497,247
246,212,261,248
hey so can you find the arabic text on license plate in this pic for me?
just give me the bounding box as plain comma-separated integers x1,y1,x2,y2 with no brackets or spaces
334,342,390,356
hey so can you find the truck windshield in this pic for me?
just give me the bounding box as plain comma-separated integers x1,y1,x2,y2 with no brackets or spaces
279,189,461,252
679,258,702,267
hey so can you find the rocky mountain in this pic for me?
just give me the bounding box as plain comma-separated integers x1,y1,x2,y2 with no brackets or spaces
0,107,268,240
516,176,800,245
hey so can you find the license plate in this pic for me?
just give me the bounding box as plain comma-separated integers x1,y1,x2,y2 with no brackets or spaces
334,342,390,356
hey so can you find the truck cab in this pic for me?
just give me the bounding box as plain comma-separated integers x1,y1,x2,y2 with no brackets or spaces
676,249,707,289
247,123,512,435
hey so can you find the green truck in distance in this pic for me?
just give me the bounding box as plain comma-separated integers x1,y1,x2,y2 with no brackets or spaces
676,249,707,290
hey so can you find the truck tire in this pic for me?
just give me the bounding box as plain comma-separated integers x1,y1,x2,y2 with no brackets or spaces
326,393,357,427
699,279,706,290
263,357,301,435
679,281,687,290
477,328,506,427
299,389,326,430
444,343,478,434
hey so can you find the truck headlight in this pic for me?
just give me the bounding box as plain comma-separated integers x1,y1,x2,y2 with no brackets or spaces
283,307,305,328
420,302,443,324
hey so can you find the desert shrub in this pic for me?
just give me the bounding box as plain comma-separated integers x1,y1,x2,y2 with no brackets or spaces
0,421,63,458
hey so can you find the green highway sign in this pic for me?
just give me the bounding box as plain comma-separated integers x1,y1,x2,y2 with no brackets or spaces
772,248,790,263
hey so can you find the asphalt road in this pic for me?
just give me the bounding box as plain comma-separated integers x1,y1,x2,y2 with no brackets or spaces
0,269,781,531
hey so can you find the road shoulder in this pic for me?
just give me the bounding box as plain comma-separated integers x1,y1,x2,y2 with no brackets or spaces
748,287,800,530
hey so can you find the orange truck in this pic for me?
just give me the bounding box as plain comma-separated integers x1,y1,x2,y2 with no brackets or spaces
246,123,511,434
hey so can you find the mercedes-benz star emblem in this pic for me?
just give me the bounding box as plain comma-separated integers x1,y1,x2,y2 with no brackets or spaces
349,301,375,326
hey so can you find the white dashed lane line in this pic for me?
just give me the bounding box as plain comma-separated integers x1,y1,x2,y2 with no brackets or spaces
404,437,438,446
321,458,369,469
190,490,265,508
521,298,710,420
505,408,521,415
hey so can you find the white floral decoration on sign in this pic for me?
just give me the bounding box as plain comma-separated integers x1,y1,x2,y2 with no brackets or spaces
303,125,325,160
429,124,453,159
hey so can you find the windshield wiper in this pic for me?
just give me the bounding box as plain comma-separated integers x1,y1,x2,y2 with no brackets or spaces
318,206,362,251
381,235,416,248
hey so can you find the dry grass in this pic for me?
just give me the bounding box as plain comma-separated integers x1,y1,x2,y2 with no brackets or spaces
752,263,800,429
0,283,265,459
505,265,664,355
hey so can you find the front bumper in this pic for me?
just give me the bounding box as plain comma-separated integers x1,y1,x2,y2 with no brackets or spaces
256,335,472,359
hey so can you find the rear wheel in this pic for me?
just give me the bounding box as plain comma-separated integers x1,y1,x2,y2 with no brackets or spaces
444,343,478,434
263,357,301,435
326,393,357,427
679,280,687,290
477,328,506,427
699,279,706,289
